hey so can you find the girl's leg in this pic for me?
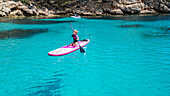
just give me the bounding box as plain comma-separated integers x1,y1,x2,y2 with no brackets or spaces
73,42,78,47
69,42,74,46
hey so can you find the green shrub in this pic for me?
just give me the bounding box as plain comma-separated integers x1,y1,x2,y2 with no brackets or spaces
166,0,170,2
36,6,39,9
64,1,72,4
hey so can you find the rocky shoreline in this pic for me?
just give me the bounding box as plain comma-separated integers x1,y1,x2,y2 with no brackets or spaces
0,0,170,17
0,0,55,17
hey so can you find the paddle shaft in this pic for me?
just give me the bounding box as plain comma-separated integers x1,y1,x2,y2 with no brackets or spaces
69,22,74,31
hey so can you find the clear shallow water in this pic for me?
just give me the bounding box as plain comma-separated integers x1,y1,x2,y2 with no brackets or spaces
0,15,170,96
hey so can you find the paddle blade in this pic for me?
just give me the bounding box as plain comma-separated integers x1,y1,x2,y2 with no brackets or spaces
80,46,85,53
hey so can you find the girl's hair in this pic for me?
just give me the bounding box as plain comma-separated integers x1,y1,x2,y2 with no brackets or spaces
73,30,78,34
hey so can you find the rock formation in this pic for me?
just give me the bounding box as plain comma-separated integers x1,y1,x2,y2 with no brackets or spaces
0,0,54,17
0,0,169,17
145,0,170,13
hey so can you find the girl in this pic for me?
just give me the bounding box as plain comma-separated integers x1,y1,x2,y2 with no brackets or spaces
70,30,79,46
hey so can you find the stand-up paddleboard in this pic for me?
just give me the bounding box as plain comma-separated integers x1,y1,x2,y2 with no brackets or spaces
48,39,90,56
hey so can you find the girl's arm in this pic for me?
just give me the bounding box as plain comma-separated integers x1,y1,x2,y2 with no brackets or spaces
76,35,79,40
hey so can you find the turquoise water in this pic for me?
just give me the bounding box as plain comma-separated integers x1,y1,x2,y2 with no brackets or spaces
0,15,170,96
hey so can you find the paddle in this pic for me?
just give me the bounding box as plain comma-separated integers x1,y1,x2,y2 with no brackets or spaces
69,22,85,53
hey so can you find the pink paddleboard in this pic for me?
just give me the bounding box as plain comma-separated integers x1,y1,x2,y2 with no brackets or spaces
48,39,90,56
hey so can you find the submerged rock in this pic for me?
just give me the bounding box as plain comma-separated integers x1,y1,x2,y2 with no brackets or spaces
119,24,144,28
0,29,48,39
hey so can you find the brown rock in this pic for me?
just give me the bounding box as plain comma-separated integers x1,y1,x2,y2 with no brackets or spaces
10,10,23,16
75,10,81,14
17,1,23,6
82,11,95,16
110,9,124,15
38,10,49,16
18,5,28,10
0,0,3,3
145,0,170,13
95,11,103,15
23,9,33,15
0,11,6,17
117,0,141,5
5,1,18,9
1,7,11,15
49,10,55,15
42,7,48,13
140,9,157,14
159,4,170,12
120,3,146,14
56,10,66,15
90,8,95,12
